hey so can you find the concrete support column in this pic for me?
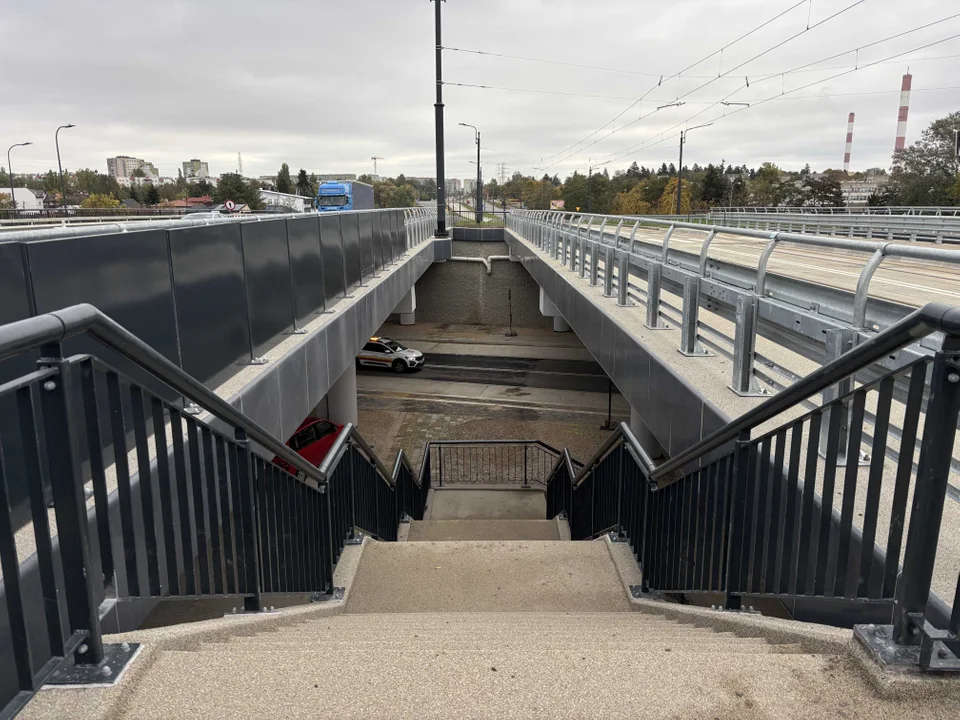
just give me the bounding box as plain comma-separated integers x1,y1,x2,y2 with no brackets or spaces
630,406,663,460
328,363,358,428
395,286,417,326
553,316,570,333
539,287,569,332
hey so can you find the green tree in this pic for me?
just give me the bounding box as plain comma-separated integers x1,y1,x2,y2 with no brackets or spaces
276,163,293,194
612,182,653,215
522,180,558,210
295,168,314,197
214,173,263,209
562,172,589,211
750,162,785,206
188,179,214,197
144,183,160,206
699,164,730,207
888,112,960,205
80,193,121,209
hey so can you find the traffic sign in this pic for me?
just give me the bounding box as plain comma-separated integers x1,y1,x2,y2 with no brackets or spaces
225,200,236,211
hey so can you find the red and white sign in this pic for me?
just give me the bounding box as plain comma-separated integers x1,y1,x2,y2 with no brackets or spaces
224,199,236,211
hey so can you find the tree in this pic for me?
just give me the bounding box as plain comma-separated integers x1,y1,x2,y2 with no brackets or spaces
295,168,314,197
144,183,160,206
612,182,653,215
276,163,293,194
562,172,589,211
657,177,691,214
522,179,558,210
804,173,845,207
887,112,960,205
80,193,121,209
214,173,263,209
699,164,730,207
750,162,785,206
0,193,11,210
187,179,214,197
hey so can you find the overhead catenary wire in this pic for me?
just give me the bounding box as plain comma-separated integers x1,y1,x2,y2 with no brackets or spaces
541,0,871,172
547,12,960,171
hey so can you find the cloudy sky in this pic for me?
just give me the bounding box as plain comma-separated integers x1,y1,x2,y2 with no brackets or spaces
2,0,957,182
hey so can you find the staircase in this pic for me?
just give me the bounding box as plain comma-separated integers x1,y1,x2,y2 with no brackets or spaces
21,485,960,718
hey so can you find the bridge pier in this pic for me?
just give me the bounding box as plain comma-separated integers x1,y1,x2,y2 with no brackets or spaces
327,363,359,428
395,286,417,326
539,287,570,332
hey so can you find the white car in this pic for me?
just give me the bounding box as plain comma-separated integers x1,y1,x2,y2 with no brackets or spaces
357,337,425,373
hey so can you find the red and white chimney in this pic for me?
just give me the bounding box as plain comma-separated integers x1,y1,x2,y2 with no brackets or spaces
843,112,855,172
894,72,912,152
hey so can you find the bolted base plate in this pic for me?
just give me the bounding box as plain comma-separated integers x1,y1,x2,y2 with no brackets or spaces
678,348,714,358
246,356,269,366
644,322,671,331
285,328,308,336
728,384,771,398
45,643,140,688
854,624,924,671
608,531,629,543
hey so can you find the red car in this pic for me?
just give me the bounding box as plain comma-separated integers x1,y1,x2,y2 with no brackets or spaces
273,418,344,479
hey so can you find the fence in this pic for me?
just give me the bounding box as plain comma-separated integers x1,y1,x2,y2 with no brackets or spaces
427,440,563,487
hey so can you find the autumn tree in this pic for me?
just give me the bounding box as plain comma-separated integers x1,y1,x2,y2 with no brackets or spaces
80,193,121,209
657,178,692,214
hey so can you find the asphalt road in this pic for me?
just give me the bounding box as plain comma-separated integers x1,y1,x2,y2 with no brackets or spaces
358,353,612,394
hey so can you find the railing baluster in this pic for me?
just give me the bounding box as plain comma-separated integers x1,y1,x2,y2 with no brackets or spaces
834,389,867,598
201,427,223,595
185,418,211,595
796,413,822,596
150,396,179,595
724,431,752,607
233,427,261,612
78,360,114,588
105,370,139,597
858,376,893,599
766,430,786,595
215,434,237,595
780,421,804,596
16,384,64,656
814,405,844,597
169,409,196,595
129,386,161,596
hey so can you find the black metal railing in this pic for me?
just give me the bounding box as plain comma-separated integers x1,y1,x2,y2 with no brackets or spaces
446,207,508,228
546,302,960,672
426,440,562,487
0,305,428,718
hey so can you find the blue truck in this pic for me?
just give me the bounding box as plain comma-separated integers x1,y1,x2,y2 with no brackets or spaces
315,180,375,212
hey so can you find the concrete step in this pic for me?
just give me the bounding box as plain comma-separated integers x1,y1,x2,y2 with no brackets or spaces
115,648,910,719
407,519,561,541
426,489,546,520
204,641,789,655
344,540,631,614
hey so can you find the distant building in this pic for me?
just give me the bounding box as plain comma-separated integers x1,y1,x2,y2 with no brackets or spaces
462,178,476,195
317,173,357,182
841,174,889,207
445,179,462,195
5,187,45,212
182,159,209,179
107,155,160,183
258,189,311,213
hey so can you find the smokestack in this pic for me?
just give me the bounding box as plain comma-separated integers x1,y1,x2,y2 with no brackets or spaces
843,112,855,173
894,71,912,153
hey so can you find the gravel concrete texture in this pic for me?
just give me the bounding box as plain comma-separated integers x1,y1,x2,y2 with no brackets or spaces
407,519,561,541
344,540,632,614
425,489,546,520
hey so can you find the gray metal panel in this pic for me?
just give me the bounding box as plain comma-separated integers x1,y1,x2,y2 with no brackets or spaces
319,213,345,302
358,213,375,279
277,344,308,441
240,219,295,356
668,378,704,458
305,328,329,409
433,238,452,261
370,212,384,270
25,229,181,399
239,366,281,442
646,361,674,450
341,212,362,290
389,211,400,257
168,222,251,387
0,241,34,383
285,215,326,322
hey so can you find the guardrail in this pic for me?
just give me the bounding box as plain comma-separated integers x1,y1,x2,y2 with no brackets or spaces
0,304,429,718
715,206,960,217
546,298,960,670
425,440,563,487
705,209,960,244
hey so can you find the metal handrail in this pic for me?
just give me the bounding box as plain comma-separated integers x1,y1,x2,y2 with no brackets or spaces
572,422,657,488
650,301,960,487
318,422,394,487
0,303,327,485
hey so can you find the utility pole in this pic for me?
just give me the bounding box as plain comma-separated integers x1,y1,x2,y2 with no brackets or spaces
587,160,593,213
432,0,448,237
371,156,384,178
675,122,712,216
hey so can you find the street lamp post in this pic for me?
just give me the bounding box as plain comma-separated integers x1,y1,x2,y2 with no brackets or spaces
431,0,448,237
676,123,713,216
7,142,33,218
55,124,76,212
459,123,482,224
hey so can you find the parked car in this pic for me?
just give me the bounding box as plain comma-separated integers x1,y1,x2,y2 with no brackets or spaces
357,337,425,373
273,418,344,479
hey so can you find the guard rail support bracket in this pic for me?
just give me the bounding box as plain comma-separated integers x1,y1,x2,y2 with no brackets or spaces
603,248,616,297
589,242,600,286
578,238,587,279
729,295,766,397
820,329,869,467
617,254,632,307
644,263,669,330
679,276,711,357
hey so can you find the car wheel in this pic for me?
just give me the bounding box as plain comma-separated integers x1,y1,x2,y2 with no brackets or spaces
392,359,406,373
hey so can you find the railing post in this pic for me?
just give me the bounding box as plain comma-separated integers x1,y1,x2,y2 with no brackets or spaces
723,430,751,610
589,241,600,286
522,445,530,488
320,484,335,593
578,237,587,278
730,294,762,396
645,263,666,330
892,336,960,646
820,328,865,466
679,275,709,356
617,254,632,307
37,343,103,665
437,445,443,487
603,247,615,297
234,426,262,612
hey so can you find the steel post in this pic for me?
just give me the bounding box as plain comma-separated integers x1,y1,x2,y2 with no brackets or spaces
234,426,262,612
893,337,960,645
578,237,587,278
617,254,632,306
729,294,762,395
679,275,709,356
723,430,751,610
644,263,666,329
589,242,600,286
603,247,615,297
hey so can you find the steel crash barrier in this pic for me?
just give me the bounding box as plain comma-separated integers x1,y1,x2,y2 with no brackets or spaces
543,302,960,673
0,304,431,718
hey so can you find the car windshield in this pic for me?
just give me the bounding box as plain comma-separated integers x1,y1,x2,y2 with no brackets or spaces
382,340,405,352
317,195,347,207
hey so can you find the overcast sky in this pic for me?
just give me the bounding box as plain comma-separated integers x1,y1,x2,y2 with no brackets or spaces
2,0,957,181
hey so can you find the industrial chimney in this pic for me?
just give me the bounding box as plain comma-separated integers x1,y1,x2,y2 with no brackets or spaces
843,112,855,173
894,72,912,153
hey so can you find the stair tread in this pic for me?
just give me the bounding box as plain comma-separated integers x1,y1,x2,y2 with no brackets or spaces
407,519,561,542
